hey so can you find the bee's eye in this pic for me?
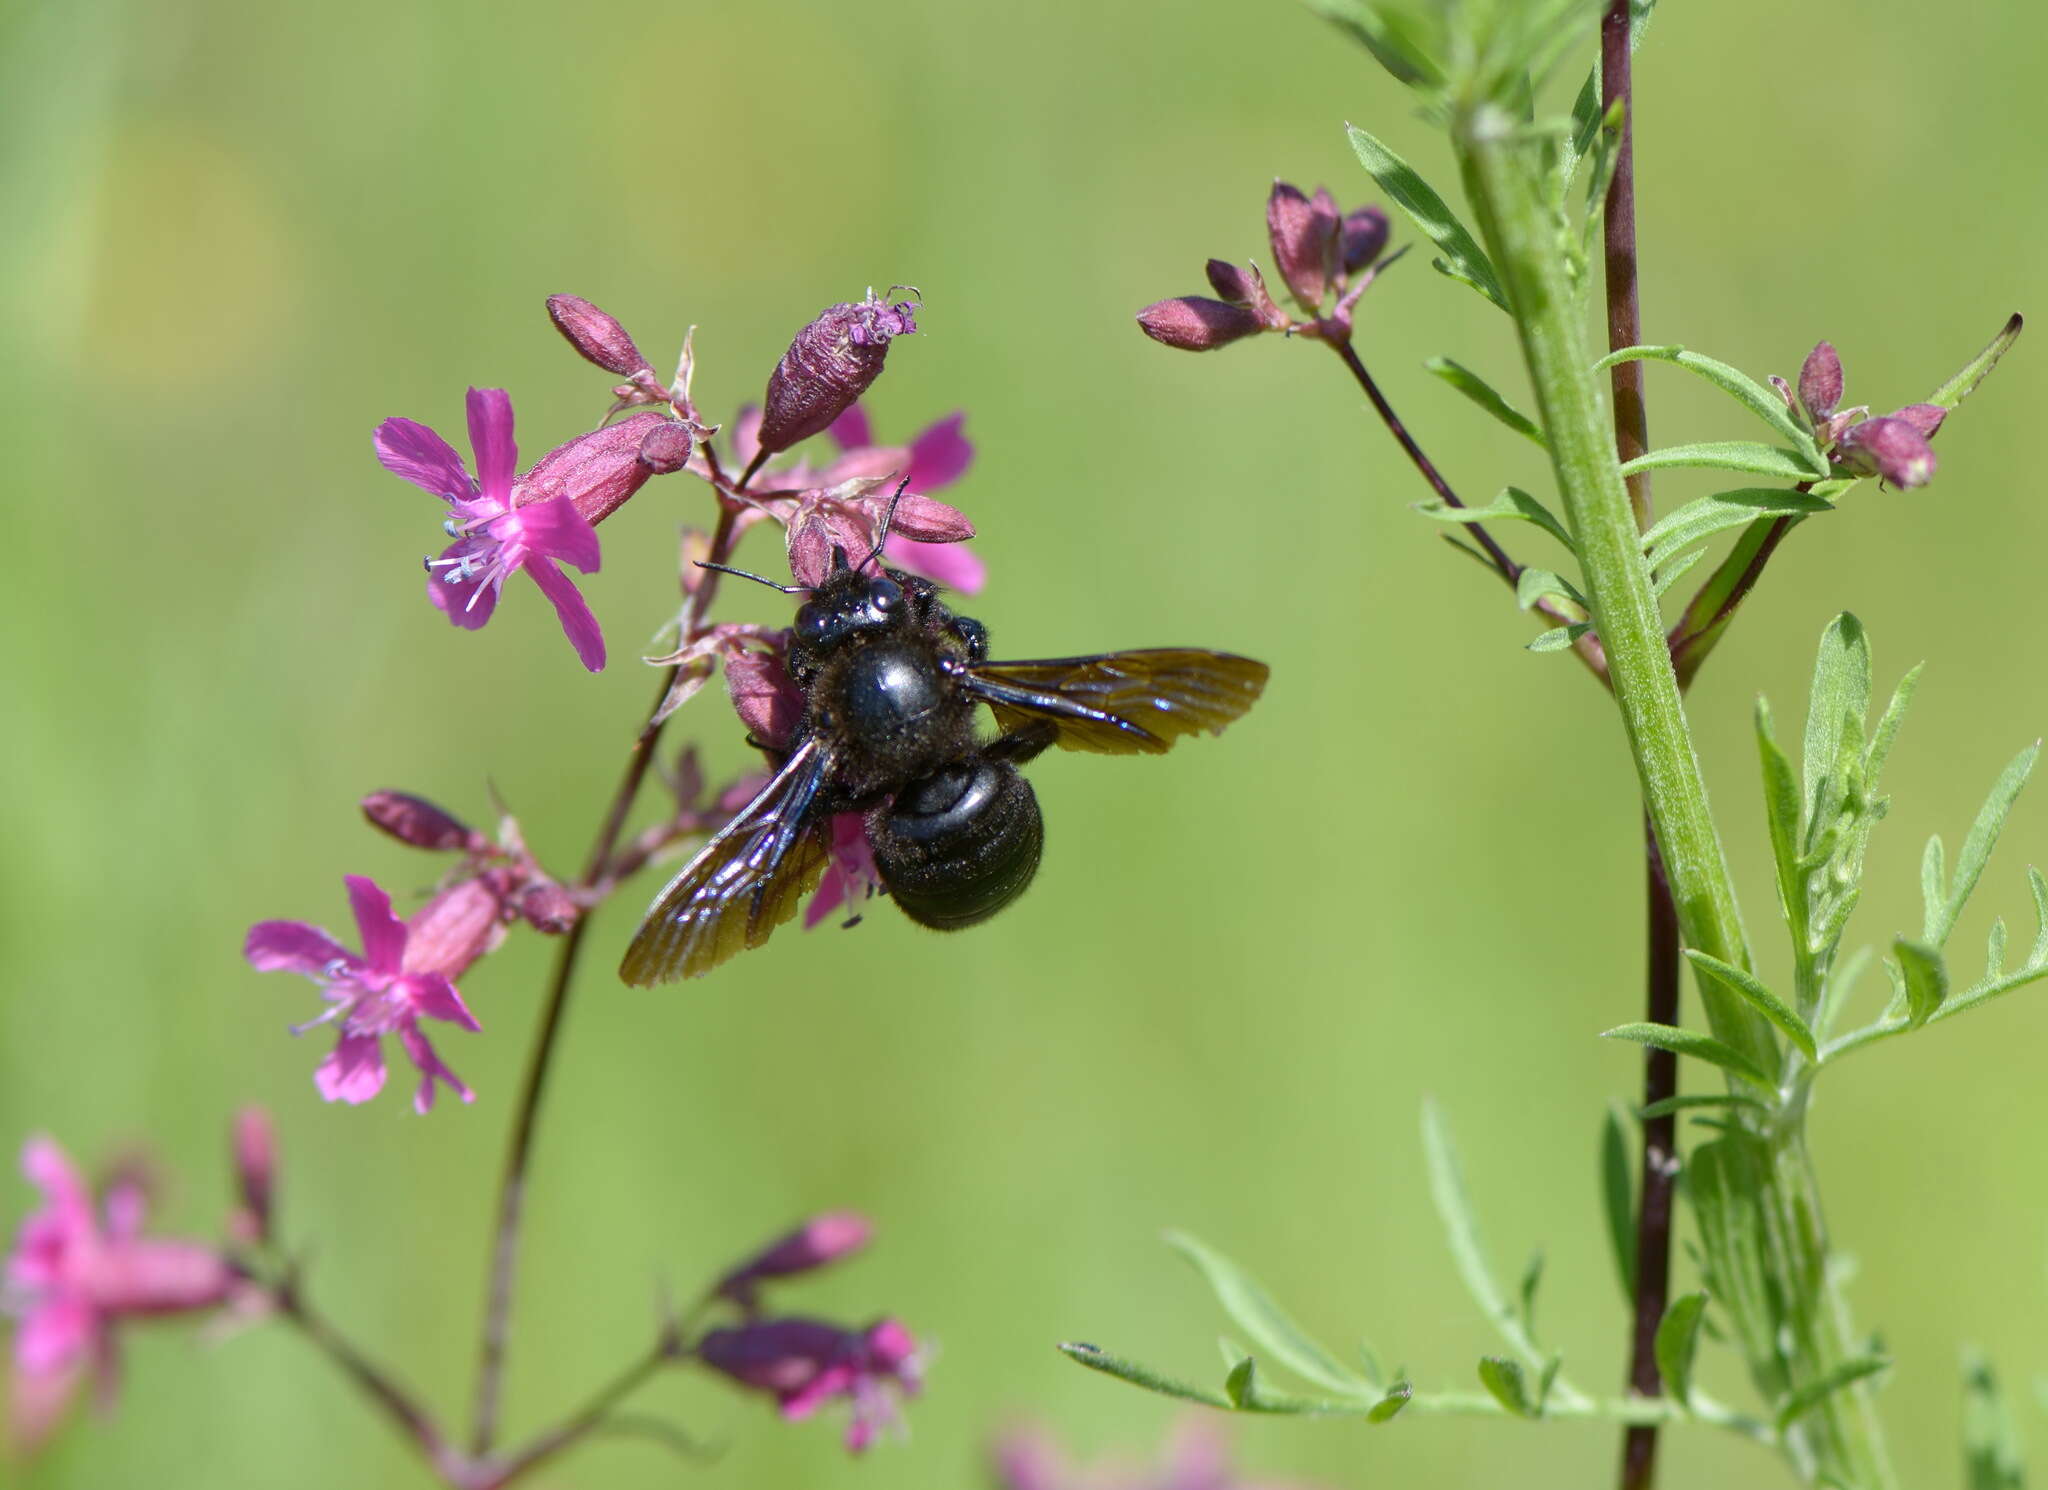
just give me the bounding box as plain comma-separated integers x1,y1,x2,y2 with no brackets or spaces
795,605,831,642
869,577,903,612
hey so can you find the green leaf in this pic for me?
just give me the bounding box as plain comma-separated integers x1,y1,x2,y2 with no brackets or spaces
1426,357,1546,446
1987,918,2009,980
1225,1355,1258,1408
1757,699,1804,933
1653,1292,1709,1407
1929,313,2024,412
1893,938,1949,1028
1517,1248,1545,1337
1536,1352,1563,1416
2029,867,2048,965
1601,1022,1776,1093
1312,1,1447,89
1577,99,1625,251
1367,1382,1413,1423
1620,441,1828,482
1865,662,1921,784
1528,622,1593,653
1642,488,1835,572
1921,836,1948,945
1414,485,1575,551
1346,123,1508,313
1478,1356,1533,1418
1931,744,2041,948
1684,950,1817,1061
1961,1349,2026,1490
1596,344,1826,460
1650,546,1708,598
1422,1099,1538,1363
1164,1232,1371,1394
1803,615,1871,840
1639,1093,1769,1120
1515,566,1587,612
1775,1356,1890,1435
1600,1105,1636,1301
1058,1342,1230,1407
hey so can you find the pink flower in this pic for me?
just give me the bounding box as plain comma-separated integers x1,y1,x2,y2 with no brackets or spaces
805,813,883,928
244,875,483,1113
697,1315,923,1453
715,1212,874,1310
811,406,984,593
376,388,608,671
1773,342,1949,490
6,1138,233,1458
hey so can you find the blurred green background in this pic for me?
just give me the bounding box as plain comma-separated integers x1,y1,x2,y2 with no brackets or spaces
4,1,2046,1486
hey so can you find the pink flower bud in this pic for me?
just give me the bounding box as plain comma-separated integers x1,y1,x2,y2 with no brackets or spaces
726,649,804,752
1205,258,1256,303
360,792,484,853
1799,342,1844,421
1837,415,1938,487
520,412,668,527
515,881,581,934
1341,203,1391,274
638,421,695,474
717,1212,874,1306
1265,181,1340,313
1136,297,1268,351
229,1108,277,1247
697,1315,922,1453
547,294,652,377
400,878,508,982
757,292,920,458
1891,402,1948,439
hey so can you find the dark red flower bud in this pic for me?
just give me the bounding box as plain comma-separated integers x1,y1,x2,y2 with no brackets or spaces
403,878,509,981
726,648,804,752
1798,342,1844,421
1340,204,1391,274
361,792,485,853
1136,297,1267,351
1837,415,1938,488
515,881,581,934
229,1107,277,1246
547,294,653,377
757,291,920,458
637,421,695,474
522,412,666,526
1890,402,1948,439
1266,181,1340,313
1206,258,1254,303
716,1211,874,1307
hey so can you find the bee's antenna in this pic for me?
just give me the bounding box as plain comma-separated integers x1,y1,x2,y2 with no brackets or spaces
856,478,910,574
693,561,809,595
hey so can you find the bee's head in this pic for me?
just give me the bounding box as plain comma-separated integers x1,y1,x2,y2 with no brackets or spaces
793,568,906,648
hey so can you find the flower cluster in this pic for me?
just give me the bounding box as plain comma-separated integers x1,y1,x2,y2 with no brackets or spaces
1138,181,1392,351
1774,340,1947,489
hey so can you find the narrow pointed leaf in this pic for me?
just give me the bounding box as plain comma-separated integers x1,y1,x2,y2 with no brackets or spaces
1933,744,2041,948
1894,938,1949,1028
1528,622,1594,653
1601,1023,1775,1092
1961,1349,2025,1490
1757,699,1804,930
1642,488,1834,572
1621,442,1827,481
1059,1342,1230,1406
1311,1,1446,89
1422,1099,1537,1362
1427,357,1546,446
1225,1355,1258,1408
1804,616,1871,838
1600,1105,1636,1301
1929,313,2024,411
1597,344,1826,459
1517,1249,1545,1337
1515,566,1587,612
1651,546,1708,598
1685,950,1816,1061
1921,836,1949,944
1775,1356,1890,1435
1654,1291,1709,1406
1478,1356,1533,1417
2030,867,2048,964
1345,123,1508,313
1987,918,2008,980
1164,1232,1370,1394
1865,663,1921,783
1639,1093,1768,1120
1367,1382,1413,1423
1415,486,1575,551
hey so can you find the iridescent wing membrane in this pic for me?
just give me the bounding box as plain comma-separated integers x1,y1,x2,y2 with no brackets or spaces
965,649,1270,755
619,738,834,986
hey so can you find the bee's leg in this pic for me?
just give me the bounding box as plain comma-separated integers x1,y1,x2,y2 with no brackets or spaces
948,614,989,662
983,717,1057,765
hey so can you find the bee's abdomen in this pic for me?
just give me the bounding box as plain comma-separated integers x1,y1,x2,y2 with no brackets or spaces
870,761,1043,930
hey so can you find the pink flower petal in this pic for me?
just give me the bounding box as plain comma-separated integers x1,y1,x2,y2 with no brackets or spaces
524,558,606,672
725,650,804,751
374,418,473,503
731,404,763,471
315,1033,388,1105
21,1138,91,1223
89,1240,233,1314
8,1347,84,1458
465,388,518,501
344,876,408,975
243,920,355,977
828,404,873,451
426,540,501,630
885,535,985,595
905,413,972,491
398,1025,473,1114
14,1298,95,1375
512,494,601,574
401,971,481,1032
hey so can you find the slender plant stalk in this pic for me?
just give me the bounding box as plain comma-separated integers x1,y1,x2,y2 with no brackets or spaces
1454,94,1895,1489
473,1338,679,1489
275,1279,461,1481
469,496,745,1454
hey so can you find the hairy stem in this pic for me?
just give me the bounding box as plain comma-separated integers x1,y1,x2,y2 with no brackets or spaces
468,498,745,1455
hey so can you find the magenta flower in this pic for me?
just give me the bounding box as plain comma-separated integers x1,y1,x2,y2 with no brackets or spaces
805,813,884,929
1774,341,1949,489
6,1138,233,1457
376,388,607,671
244,875,482,1113
813,405,985,593
715,1211,874,1310
697,1315,922,1453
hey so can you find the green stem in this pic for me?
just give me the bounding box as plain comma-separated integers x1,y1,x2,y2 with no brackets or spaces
1452,98,1894,1489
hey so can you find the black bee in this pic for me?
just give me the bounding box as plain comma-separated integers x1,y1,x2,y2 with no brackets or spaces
619,513,1269,985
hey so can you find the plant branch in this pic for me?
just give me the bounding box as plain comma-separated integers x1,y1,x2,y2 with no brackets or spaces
468,495,748,1455
471,1336,681,1490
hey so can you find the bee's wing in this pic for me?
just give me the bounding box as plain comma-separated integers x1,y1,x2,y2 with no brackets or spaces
962,650,1270,756
619,737,835,985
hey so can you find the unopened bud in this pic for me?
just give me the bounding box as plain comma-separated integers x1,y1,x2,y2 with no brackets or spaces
361,791,484,853
1837,415,1938,488
1135,296,1267,352
547,294,652,377
1206,258,1255,304
402,878,508,981
757,291,920,458
1266,181,1340,313
637,421,695,474
726,649,803,751
717,1211,874,1307
230,1107,277,1246
521,412,665,526
1798,342,1844,422
1340,204,1391,274
516,881,581,934
1890,402,1948,439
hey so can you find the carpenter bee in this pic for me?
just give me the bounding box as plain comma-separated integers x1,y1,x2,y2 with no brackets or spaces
619,503,1269,985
